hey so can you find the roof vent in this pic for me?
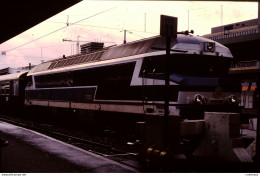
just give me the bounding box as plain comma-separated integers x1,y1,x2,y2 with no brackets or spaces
80,42,104,53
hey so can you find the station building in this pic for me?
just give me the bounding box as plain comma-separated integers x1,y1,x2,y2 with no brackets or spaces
203,2,260,121
203,2,260,60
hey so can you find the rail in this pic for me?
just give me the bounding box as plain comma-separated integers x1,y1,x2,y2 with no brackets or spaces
0,137,8,171
0,116,140,170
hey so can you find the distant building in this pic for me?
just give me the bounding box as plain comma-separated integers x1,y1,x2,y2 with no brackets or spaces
202,2,260,116
203,18,259,41
202,7,260,61
203,2,260,44
0,65,34,76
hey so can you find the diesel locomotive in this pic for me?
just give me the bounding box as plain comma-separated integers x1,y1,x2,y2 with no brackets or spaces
0,33,241,120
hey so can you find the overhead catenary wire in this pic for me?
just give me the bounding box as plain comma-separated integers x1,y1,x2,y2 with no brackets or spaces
15,44,72,51
5,5,118,52
4,54,53,60
47,21,158,35
131,32,146,39
48,21,155,42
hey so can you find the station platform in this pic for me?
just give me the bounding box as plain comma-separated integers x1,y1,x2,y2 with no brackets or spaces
0,121,137,173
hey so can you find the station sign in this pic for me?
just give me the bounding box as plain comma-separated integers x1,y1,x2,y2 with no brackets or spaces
160,15,177,38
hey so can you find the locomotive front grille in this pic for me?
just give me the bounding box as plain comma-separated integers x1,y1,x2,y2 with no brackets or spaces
209,99,224,104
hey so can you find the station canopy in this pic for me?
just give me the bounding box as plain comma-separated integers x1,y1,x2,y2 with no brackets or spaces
0,1,81,44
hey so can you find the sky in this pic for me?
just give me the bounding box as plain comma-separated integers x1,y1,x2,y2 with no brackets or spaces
0,1,258,69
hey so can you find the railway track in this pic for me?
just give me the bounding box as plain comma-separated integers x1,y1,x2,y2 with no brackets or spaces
0,115,141,171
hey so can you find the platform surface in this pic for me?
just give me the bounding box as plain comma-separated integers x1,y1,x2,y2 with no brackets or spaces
0,121,137,173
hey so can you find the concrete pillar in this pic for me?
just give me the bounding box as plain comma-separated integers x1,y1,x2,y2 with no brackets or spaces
193,112,252,162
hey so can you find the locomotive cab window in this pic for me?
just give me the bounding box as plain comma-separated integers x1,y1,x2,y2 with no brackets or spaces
26,76,33,88
140,54,230,79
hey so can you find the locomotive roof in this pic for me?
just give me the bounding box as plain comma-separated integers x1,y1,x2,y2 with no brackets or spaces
0,71,27,82
28,34,232,76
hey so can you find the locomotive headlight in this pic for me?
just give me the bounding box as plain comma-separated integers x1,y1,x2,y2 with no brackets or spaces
225,95,238,104
194,94,203,104
204,42,215,52
230,96,237,103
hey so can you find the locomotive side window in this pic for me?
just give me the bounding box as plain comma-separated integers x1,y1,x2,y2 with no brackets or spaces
73,66,106,86
73,62,135,87
35,71,73,88
13,80,19,96
2,82,5,95
5,82,10,95
9,81,13,96
96,62,137,100
0,82,2,94
1,82,5,95
73,62,136,100
0,81,10,95
2,82,6,95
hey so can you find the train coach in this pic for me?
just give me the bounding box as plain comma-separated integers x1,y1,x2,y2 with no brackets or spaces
0,71,28,115
23,34,241,120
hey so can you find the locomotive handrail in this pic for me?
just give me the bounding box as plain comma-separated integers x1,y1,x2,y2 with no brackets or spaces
151,47,188,53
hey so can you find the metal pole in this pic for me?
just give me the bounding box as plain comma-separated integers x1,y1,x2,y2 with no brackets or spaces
124,30,126,44
67,15,69,26
221,4,223,26
144,13,146,32
188,10,189,31
77,36,80,54
163,35,171,147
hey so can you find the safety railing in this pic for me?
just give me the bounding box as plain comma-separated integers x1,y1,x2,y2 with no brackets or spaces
209,29,259,41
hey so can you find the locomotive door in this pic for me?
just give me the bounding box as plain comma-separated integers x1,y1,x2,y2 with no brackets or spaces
141,57,156,114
